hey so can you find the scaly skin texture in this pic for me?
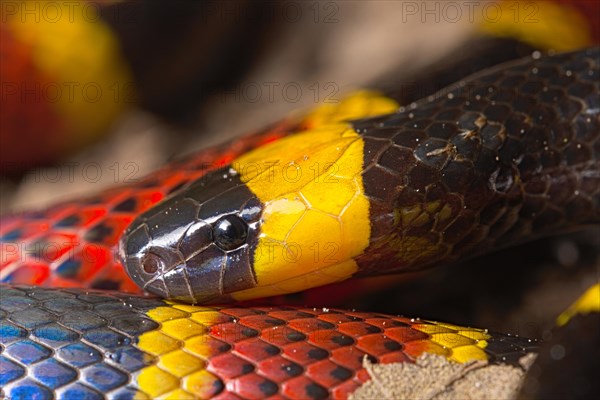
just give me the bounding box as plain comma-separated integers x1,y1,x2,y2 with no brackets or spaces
0,285,539,399
119,48,600,303
353,47,600,273
0,48,598,398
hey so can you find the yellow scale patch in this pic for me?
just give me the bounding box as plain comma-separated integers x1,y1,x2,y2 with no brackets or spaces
387,199,457,268
228,91,399,301
556,283,600,327
136,303,225,399
6,1,133,146
478,0,592,51
413,322,491,363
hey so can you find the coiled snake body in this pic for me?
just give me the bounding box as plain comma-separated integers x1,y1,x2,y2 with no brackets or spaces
1,47,599,399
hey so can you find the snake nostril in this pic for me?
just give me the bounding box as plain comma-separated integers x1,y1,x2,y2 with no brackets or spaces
141,253,163,275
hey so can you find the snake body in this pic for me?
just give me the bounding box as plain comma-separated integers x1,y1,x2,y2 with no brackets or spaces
1,48,599,399
121,47,600,304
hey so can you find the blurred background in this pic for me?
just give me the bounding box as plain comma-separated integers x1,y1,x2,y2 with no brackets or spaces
3,0,598,212
1,0,599,338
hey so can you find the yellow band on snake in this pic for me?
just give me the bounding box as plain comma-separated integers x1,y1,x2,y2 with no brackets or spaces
228,92,398,300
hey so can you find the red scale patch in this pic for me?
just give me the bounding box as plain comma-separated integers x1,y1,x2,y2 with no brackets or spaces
281,342,330,365
280,376,328,400
267,310,318,321
200,308,457,397
355,368,372,383
0,215,20,229
403,339,449,359
113,190,165,214
355,333,403,356
222,308,269,319
3,261,50,285
211,392,244,400
287,317,335,334
331,379,362,399
384,325,430,343
208,352,255,380
83,215,133,247
329,346,368,372
379,350,413,364
225,372,278,400
233,314,285,331
54,244,110,285
34,233,78,263
211,322,259,343
361,317,410,329
255,355,304,383
234,339,281,361
307,330,355,351
73,207,108,228
336,321,382,337
0,242,21,268
260,326,306,347
305,359,354,388
315,312,361,325
197,337,233,360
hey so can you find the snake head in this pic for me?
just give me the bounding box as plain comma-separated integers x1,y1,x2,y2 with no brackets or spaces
119,167,263,304
120,119,380,304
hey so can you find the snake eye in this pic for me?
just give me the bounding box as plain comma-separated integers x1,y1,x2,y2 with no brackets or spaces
141,252,164,275
212,215,248,251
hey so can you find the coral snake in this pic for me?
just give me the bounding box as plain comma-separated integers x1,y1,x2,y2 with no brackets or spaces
1,47,599,399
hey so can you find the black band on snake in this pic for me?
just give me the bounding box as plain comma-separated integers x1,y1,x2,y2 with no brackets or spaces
120,47,600,304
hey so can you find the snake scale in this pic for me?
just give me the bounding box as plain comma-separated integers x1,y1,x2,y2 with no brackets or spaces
1,47,599,399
